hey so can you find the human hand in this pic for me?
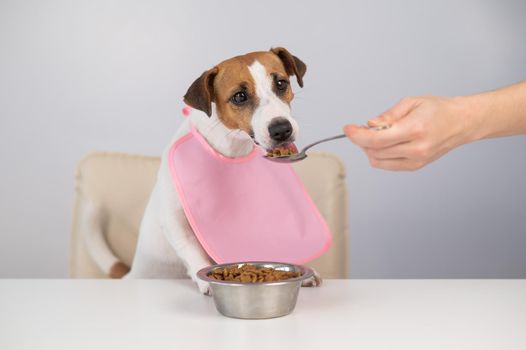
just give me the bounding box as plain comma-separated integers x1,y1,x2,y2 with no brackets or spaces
343,96,474,171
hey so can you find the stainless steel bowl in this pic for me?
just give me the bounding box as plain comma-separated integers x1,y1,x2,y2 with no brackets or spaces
197,261,314,319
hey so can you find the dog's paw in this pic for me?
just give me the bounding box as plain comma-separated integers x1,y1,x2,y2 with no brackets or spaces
301,270,322,287
197,280,212,296
109,262,131,279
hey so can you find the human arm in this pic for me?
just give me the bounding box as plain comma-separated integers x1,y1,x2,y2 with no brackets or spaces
343,80,526,171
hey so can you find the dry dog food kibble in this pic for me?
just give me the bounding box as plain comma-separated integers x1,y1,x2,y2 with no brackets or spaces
266,147,297,157
208,264,301,283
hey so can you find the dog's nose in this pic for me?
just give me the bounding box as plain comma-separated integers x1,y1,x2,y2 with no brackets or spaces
268,118,293,142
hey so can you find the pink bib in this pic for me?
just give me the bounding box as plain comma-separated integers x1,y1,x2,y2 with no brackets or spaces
168,120,332,264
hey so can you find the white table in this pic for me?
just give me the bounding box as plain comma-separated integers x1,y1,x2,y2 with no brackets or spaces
1,279,525,350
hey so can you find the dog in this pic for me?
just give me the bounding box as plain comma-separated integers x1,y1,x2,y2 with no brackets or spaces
82,47,325,294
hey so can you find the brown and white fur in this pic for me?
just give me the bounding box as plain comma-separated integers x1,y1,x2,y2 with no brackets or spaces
81,48,320,294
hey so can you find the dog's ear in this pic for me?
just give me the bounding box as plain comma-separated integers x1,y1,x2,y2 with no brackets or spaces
270,47,307,88
183,67,219,117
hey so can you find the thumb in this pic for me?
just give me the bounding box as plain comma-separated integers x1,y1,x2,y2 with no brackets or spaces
368,97,420,127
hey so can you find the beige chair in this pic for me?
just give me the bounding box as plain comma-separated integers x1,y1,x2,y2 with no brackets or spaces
70,151,349,279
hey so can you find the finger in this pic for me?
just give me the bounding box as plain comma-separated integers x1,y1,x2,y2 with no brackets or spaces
368,97,421,127
343,123,412,149
364,141,418,160
368,157,424,171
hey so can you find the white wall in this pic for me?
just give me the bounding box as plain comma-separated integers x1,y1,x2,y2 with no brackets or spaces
1,0,525,278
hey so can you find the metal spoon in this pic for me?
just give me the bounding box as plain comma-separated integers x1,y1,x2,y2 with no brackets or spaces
264,124,391,163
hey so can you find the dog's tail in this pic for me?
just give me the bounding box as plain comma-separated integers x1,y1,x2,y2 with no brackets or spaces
77,199,130,278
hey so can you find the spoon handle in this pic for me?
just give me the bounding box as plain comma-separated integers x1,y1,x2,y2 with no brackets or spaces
301,134,347,153
301,125,390,153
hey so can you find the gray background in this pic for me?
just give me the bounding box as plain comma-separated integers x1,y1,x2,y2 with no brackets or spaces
1,0,525,278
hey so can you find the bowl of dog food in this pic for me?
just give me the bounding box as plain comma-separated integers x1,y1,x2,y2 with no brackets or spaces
197,261,314,319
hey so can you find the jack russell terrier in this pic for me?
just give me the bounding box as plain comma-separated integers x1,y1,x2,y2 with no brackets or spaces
82,48,331,294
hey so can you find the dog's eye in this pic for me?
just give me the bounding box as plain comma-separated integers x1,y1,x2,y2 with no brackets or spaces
276,80,289,92
231,91,248,105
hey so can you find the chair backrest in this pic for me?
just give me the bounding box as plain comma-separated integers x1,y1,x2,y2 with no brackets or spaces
71,151,349,278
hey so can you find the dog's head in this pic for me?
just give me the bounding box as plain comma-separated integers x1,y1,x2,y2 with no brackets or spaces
183,47,306,151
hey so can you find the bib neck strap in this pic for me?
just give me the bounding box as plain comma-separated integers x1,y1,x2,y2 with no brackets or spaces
182,106,192,118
